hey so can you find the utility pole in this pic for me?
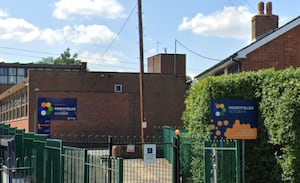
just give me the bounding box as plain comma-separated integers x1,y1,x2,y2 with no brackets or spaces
138,0,146,144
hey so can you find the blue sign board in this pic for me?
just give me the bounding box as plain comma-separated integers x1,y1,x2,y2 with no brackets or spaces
210,99,258,140
37,97,77,135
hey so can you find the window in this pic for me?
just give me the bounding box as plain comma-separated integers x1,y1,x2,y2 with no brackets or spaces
0,76,7,84
17,68,25,82
0,68,8,84
0,68,8,75
8,68,17,84
114,84,123,93
227,63,240,74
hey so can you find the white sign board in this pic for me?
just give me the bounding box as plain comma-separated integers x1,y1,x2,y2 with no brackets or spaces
143,144,156,163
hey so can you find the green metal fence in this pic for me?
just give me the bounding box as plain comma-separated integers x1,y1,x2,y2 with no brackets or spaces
63,146,123,183
0,123,123,183
163,126,241,183
163,126,192,182
204,140,240,183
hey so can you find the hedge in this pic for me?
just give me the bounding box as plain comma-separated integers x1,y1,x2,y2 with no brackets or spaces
183,68,300,182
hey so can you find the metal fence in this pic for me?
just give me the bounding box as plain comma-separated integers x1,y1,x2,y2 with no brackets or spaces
204,140,240,183
63,147,123,183
0,123,177,183
0,123,242,183
66,136,174,183
114,143,172,183
0,156,34,183
0,123,123,183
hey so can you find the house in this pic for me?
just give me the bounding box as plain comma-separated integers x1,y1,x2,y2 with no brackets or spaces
0,54,186,142
195,2,300,79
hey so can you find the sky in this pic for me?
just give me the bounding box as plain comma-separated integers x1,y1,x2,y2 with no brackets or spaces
0,0,299,78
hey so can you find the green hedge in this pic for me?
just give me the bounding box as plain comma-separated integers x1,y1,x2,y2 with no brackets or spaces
183,68,300,182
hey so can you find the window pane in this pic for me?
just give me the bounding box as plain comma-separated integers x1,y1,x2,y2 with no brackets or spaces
9,68,16,75
17,68,25,76
0,76,7,84
0,68,8,75
17,76,24,83
9,76,16,84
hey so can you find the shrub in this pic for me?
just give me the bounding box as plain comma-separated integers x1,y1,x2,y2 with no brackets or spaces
183,68,300,182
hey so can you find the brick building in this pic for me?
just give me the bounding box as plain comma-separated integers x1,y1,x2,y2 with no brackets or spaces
195,2,300,79
0,54,186,141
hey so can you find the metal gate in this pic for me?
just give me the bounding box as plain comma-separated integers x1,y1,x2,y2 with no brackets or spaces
0,135,34,183
204,140,240,183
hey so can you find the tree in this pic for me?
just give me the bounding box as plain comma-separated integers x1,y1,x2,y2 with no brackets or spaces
37,48,82,65
38,57,55,64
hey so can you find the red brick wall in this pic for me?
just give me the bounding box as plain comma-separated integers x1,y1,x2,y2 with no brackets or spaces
27,71,185,140
147,54,186,75
10,118,29,132
242,26,300,71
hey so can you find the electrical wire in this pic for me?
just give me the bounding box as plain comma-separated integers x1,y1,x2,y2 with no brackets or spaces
242,0,256,12
175,39,221,62
87,62,137,70
0,3,138,67
0,51,44,59
0,48,140,71
0,46,58,56
90,2,138,64
0,46,139,66
227,0,251,23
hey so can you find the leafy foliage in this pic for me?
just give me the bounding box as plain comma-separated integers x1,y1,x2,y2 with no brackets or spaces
37,48,82,65
183,68,300,182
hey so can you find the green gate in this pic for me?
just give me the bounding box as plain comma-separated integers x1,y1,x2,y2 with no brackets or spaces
204,140,240,183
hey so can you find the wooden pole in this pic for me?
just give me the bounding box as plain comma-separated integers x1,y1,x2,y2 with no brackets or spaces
138,0,145,144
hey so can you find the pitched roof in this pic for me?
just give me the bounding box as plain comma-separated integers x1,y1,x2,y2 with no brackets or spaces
195,16,300,79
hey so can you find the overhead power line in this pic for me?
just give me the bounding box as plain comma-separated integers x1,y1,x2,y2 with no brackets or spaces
91,2,138,64
0,51,44,59
175,39,221,62
0,3,138,68
0,46,58,56
0,46,138,65
227,0,251,23
242,0,256,12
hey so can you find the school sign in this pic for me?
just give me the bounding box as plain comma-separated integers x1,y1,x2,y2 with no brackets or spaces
210,99,258,140
37,97,77,135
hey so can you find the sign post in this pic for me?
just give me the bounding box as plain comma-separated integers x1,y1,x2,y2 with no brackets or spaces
210,99,258,183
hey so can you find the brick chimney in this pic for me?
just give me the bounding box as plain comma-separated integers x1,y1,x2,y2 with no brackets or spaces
251,2,278,41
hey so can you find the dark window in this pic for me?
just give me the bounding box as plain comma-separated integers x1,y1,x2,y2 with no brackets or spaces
115,84,123,93
228,63,240,74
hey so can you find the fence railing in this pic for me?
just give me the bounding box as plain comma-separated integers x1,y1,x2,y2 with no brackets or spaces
0,123,123,183
204,140,240,183
0,156,34,183
0,123,206,183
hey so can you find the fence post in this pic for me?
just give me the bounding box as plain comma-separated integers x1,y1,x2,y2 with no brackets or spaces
173,130,181,183
3,123,10,135
118,158,123,183
31,156,37,183
0,123,3,135
15,129,25,161
44,139,63,183
33,134,48,183
108,135,112,183
236,140,241,183
83,149,88,183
